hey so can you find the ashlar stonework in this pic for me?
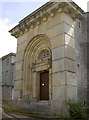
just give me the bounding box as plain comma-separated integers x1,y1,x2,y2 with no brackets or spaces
9,2,84,116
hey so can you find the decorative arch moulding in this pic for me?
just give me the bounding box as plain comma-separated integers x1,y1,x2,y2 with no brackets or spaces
9,2,84,38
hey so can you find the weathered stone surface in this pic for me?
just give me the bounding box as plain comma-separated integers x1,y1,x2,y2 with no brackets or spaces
52,59,65,73
66,86,77,100
64,13,74,28
47,13,64,30
15,70,23,80
0,59,2,85
38,21,47,34
52,46,64,60
15,61,23,71
52,72,66,86
65,34,75,48
46,23,64,39
65,71,77,86
18,26,39,44
1,53,16,102
2,86,13,101
65,45,75,60
64,23,74,38
74,13,87,103
14,90,21,99
52,58,76,73
18,32,29,44
47,22,74,40
51,99,69,116
52,85,66,100
51,34,64,49
14,80,22,90
17,41,28,53
65,58,76,73
16,51,24,62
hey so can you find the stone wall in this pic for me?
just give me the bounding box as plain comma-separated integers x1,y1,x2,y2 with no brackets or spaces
0,58,2,105
0,58,2,86
87,13,89,105
2,53,16,101
74,13,87,104
2,55,15,86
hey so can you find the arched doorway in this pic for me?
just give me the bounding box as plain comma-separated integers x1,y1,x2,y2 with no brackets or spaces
22,34,52,101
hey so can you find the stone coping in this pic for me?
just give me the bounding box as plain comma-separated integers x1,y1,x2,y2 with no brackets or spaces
1,53,16,60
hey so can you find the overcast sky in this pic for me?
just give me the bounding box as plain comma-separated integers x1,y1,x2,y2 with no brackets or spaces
0,0,88,58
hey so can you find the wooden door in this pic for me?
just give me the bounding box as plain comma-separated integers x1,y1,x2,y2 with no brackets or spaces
40,71,49,100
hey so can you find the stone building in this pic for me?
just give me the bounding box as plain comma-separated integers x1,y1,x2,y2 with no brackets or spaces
75,13,88,105
87,12,89,105
9,1,87,116
0,53,16,102
0,58,2,106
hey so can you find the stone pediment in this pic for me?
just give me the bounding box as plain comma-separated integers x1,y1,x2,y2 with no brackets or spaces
9,1,84,38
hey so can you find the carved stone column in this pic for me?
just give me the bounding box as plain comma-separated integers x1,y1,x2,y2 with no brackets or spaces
33,72,37,99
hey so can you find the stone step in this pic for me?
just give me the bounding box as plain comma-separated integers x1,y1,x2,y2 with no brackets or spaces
37,101,49,105
28,104,51,110
14,100,51,113
27,101,51,113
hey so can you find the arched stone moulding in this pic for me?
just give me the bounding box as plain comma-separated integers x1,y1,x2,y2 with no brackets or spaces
22,34,52,100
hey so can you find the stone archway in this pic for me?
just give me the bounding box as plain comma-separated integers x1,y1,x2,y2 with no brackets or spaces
22,34,52,101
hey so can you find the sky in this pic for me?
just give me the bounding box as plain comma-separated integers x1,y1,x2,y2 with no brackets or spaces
0,0,88,58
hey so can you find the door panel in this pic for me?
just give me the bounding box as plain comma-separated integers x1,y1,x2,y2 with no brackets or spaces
40,71,49,100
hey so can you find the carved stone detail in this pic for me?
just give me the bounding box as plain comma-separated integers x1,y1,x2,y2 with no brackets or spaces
9,2,84,38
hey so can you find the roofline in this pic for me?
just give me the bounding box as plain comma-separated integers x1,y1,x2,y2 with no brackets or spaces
9,1,53,33
19,1,85,24
9,1,85,38
19,2,52,23
85,12,89,14
1,53,16,60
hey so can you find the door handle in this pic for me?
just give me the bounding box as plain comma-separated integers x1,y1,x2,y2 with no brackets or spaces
42,83,45,86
